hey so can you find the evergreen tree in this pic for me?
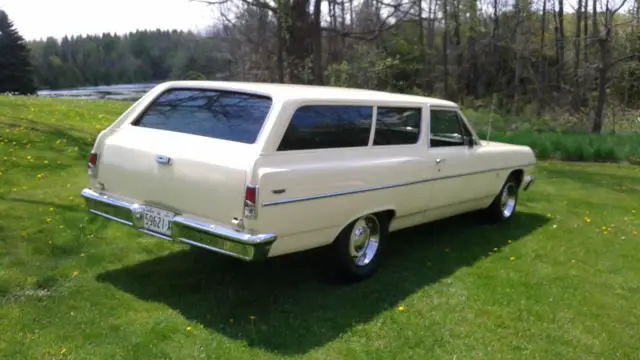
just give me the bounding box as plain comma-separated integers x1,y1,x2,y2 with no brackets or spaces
0,9,37,95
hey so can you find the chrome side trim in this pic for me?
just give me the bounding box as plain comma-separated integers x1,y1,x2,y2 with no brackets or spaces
262,162,536,207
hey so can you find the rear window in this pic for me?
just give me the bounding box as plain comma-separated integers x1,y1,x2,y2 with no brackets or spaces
133,88,272,144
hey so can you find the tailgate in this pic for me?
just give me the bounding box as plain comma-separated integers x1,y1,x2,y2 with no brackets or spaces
91,87,272,226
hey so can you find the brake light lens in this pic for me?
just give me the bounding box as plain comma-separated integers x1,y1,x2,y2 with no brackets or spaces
89,153,98,167
88,152,98,177
243,185,257,219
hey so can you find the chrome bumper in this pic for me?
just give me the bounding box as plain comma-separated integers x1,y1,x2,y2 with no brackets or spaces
80,188,276,261
522,175,535,191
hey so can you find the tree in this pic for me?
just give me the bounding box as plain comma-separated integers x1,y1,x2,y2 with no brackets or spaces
0,9,37,95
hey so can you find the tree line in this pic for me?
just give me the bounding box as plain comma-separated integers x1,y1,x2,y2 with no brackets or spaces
3,1,640,134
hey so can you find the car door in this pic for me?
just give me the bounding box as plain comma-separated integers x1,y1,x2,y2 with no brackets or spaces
426,107,484,210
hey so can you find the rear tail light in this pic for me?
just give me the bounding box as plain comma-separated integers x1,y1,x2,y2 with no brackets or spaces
88,152,98,177
243,185,258,219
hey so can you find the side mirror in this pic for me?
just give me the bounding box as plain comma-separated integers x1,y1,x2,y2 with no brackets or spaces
464,136,474,148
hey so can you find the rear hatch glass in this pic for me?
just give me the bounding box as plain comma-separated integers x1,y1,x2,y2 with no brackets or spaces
133,88,272,143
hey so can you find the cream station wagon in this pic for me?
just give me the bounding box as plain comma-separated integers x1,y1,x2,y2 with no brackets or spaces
81,81,536,282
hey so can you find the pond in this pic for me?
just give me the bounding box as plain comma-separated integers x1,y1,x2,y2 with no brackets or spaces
38,83,156,101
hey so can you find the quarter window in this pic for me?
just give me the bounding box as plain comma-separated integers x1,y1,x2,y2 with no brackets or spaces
429,109,467,147
277,105,373,151
373,107,421,145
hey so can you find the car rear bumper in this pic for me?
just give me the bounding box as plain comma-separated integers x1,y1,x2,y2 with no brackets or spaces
80,188,276,261
522,175,535,191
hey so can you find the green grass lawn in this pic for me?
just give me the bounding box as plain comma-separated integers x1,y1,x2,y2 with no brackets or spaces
1,96,640,359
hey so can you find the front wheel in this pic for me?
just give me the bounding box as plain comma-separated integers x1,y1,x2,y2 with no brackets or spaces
485,175,520,223
328,213,389,283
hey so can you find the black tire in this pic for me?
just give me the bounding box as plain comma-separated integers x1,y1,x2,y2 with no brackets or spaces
485,174,520,223
328,212,389,283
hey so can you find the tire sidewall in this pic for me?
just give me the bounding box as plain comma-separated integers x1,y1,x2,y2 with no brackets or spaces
332,213,389,282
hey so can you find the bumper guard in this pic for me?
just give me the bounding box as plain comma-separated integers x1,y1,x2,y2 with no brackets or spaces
522,175,535,191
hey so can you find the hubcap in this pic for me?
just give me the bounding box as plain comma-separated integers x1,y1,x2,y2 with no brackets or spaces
348,215,380,266
500,183,517,218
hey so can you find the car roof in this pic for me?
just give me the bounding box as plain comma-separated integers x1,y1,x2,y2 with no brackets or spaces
158,80,459,108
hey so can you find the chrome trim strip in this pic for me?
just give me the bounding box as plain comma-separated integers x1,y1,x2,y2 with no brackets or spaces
88,209,133,226
172,215,275,244
177,237,253,261
139,229,173,241
262,162,536,207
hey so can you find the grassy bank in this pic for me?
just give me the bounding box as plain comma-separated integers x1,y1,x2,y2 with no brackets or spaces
478,131,640,164
2,96,640,359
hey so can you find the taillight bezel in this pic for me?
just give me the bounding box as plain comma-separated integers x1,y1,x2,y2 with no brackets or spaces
243,185,258,220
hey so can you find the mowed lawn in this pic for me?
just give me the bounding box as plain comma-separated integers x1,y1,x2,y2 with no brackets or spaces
1,96,640,360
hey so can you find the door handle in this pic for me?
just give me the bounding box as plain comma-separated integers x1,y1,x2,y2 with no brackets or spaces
435,158,446,165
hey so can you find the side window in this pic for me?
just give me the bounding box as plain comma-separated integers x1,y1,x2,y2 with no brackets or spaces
373,107,421,145
277,105,373,151
429,109,465,147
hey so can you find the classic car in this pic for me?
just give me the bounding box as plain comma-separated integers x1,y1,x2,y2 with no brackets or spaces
80,81,536,282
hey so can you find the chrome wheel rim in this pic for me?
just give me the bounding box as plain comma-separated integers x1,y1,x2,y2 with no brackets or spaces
348,215,380,266
500,182,517,218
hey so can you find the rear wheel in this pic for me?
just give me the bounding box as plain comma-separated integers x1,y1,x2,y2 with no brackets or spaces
328,213,389,283
485,174,520,223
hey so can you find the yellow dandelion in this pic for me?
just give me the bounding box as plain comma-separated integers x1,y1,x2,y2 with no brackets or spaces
398,305,405,311
44,160,48,164
46,218,52,223
186,326,192,332
249,315,256,320
59,225,64,229
80,253,85,257
60,347,67,354
509,256,516,261
49,207,54,212
634,231,638,236
507,240,513,244
602,226,607,231
604,231,608,235
72,271,79,277
585,217,591,223
493,248,498,251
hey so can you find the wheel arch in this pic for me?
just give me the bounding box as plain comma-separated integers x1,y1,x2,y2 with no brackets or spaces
332,207,396,243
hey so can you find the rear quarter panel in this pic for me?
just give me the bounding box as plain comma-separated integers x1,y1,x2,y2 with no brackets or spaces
252,146,434,257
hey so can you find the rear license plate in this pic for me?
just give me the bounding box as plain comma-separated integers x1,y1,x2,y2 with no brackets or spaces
143,206,174,236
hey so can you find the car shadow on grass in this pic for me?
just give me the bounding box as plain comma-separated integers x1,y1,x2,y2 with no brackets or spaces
96,210,549,355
